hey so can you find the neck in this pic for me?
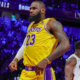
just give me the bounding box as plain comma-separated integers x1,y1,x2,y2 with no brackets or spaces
34,16,46,24
75,50,80,58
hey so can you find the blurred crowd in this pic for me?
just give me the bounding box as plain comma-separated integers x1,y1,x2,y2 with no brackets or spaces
1,0,80,13
0,16,28,80
0,16,80,80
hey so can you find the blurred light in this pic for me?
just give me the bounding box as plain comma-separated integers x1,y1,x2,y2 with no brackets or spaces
2,40,6,44
63,27,67,32
18,4,30,11
48,6,53,10
20,68,22,70
11,15,16,18
12,53,14,55
60,57,62,59
71,4,75,9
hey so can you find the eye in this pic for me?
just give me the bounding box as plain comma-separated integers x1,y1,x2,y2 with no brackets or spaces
30,7,37,10
33,7,36,10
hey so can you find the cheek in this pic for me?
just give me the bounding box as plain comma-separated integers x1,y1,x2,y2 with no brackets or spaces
34,10,40,15
35,11,38,15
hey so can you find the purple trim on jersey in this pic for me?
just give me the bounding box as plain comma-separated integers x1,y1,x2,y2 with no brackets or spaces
44,24,53,35
45,68,52,80
25,66,35,71
25,64,53,80
25,64,51,71
27,27,42,33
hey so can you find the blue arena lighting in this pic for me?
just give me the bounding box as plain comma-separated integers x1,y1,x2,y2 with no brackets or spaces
48,6,53,10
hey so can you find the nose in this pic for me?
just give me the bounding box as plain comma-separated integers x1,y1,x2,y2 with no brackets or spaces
30,9,33,13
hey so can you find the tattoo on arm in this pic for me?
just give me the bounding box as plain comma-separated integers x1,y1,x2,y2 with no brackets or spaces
51,20,69,43
52,20,63,31
47,20,70,61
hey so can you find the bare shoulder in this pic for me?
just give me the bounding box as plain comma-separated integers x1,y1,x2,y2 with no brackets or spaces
47,19,70,44
47,20,63,31
66,56,77,66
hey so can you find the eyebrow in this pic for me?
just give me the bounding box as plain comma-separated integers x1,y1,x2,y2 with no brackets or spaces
30,6,37,10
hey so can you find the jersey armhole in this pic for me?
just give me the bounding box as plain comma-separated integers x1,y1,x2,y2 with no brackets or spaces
44,18,55,35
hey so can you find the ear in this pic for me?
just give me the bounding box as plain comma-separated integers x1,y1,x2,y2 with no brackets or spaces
41,8,46,14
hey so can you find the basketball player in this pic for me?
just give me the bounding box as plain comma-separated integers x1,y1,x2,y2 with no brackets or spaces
9,1,70,80
65,41,80,80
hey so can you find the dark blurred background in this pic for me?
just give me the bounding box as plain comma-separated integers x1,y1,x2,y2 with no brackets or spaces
0,0,80,80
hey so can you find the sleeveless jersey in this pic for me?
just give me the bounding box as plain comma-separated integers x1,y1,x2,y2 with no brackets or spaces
23,18,58,66
68,54,80,80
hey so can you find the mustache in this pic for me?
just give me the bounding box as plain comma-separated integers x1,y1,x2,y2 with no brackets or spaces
30,13,34,16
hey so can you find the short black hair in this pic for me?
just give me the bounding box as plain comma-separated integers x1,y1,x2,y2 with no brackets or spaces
32,1,46,8
75,41,80,49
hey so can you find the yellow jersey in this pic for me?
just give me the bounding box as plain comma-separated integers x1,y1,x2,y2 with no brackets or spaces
23,18,58,66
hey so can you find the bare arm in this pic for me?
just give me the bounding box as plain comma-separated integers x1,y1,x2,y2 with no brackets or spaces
35,20,70,75
47,20,70,61
65,57,76,80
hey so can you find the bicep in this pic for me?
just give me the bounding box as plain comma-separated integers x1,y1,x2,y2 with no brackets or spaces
65,58,76,77
65,63,74,75
50,20,69,43
54,31,69,43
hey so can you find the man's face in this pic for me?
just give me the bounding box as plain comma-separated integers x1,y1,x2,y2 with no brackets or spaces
28,2,41,22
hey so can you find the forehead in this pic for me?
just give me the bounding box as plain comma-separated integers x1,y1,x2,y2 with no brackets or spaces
30,2,41,9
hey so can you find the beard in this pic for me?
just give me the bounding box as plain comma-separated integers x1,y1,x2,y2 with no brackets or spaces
28,11,41,22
